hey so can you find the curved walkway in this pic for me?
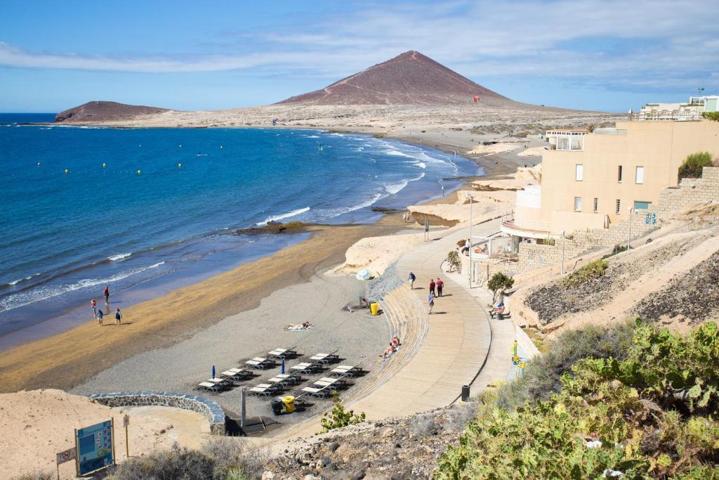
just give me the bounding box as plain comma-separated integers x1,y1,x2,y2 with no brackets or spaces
264,219,518,443
347,219,508,418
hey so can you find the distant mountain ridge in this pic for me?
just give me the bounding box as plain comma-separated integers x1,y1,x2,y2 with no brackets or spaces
278,50,514,106
55,101,169,123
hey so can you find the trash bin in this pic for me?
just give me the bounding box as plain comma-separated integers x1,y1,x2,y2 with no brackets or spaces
370,302,380,316
461,384,470,402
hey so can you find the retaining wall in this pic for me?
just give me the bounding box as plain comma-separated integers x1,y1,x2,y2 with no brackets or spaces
89,391,226,435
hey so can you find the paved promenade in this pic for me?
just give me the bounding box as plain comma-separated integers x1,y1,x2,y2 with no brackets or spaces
348,219,514,418
265,219,527,444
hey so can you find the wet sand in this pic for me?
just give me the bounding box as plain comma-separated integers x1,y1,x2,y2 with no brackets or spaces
0,219,405,393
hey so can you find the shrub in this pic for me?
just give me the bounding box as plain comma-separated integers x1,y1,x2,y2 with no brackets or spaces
109,440,265,480
321,394,366,432
678,152,713,180
435,321,719,479
12,473,54,480
702,111,719,122
109,445,214,480
487,272,514,297
202,437,265,480
496,321,634,410
446,250,461,272
602,244,629,259
563,259,608,287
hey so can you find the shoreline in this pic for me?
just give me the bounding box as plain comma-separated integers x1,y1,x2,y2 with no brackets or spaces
0,219,407,393
0,124,504,393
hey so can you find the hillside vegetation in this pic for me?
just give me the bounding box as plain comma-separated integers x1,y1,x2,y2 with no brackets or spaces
436,321,719,479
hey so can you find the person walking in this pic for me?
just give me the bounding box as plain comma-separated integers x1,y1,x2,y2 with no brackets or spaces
103,286,110,304
115,307,122,325
408,272,416,289
429,279,436,296
428,291,435,315
436,277,444,297
97,309,104,325
90,299,97,320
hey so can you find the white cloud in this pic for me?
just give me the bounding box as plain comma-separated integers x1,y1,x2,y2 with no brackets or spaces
1,0,717,91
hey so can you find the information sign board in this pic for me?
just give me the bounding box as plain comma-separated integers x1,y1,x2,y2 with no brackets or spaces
75,419,115,475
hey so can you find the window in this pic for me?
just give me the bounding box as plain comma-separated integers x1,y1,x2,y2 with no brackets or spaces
617,165,623,182
616,199,621,214
574,196,583,212
635,166,645,184
593,198,599,212
575,164,584,181
634,200,651,210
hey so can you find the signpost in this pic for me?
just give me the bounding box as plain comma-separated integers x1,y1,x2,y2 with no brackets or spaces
74,419,116,476
123,414,130,458
55,447,76,480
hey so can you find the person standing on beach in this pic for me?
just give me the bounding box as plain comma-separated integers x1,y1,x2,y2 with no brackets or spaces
115,307,122,325
103,286,110,304
428,291,435,315
408,272,416,289
436,277,444,297
429,279,436,297
91,299,97,320
97,309,104,325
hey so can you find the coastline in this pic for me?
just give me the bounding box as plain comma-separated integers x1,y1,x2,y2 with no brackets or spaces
0,219,406,392
0,121,512,393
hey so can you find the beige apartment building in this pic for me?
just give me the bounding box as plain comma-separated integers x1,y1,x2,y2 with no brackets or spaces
502,119,719,240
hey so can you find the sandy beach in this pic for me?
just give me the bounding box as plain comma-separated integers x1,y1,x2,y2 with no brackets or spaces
0,220,406,393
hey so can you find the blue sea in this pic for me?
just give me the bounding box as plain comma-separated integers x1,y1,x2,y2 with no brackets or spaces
0,113,479,349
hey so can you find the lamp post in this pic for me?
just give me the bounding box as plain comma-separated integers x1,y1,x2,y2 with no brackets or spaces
468,195,473,287
560,231,566,275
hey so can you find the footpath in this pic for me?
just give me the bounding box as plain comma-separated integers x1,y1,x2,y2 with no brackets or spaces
264,218,535,444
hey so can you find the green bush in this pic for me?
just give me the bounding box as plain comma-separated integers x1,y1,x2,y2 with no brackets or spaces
435,321,719,479
703,112,719,122
678,152,713,180
563,259,608,287
447,250,462,272
496,322,634,410
487,272,514,296
321,394,366,432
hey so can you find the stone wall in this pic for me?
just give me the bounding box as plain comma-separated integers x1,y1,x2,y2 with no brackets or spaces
90,391,226,435
656,167,719,218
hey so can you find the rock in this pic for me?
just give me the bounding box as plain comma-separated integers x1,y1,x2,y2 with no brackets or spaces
261,471,275,480
380,427,396,438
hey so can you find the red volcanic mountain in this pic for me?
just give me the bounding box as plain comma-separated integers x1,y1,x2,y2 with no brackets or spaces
278,50,514,106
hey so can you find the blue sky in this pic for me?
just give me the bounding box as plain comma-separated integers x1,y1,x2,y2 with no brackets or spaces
1,0,717,113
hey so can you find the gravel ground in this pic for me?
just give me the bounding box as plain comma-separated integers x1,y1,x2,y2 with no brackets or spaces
262,402,477,479
526,238,702,324
634,249,719,323
73,272,390,427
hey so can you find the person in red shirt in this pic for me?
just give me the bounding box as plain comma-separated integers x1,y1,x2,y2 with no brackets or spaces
436,278,444,297
429,279,436,296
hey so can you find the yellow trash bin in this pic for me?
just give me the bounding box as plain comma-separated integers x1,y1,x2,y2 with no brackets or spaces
370,302,380,316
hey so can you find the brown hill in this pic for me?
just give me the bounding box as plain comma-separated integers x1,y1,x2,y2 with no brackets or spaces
55,101,169,123
278,50,515,106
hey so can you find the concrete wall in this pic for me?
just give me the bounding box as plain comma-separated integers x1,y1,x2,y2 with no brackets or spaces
538,120,719,235
90,391,226,435
511,167,719,274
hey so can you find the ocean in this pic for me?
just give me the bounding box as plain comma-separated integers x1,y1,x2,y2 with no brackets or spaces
0,113,480,349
